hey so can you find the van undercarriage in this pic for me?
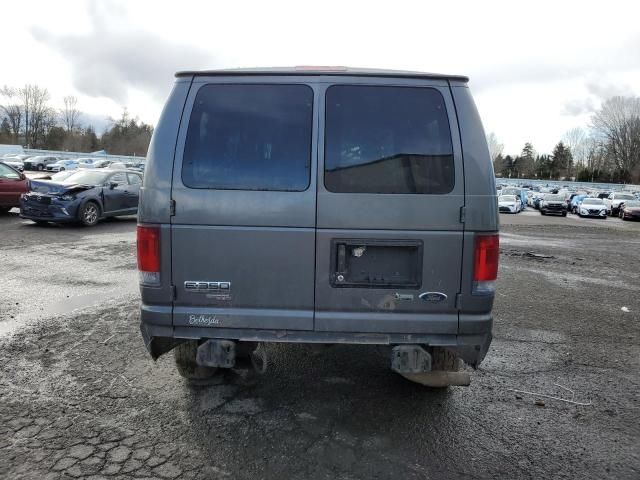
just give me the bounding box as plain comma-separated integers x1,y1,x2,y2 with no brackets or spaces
140,321,492,370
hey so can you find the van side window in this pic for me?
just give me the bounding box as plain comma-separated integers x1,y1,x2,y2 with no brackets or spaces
324,85,454,194
182,84,313,191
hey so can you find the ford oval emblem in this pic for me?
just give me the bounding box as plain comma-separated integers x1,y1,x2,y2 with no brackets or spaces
419,292,447,303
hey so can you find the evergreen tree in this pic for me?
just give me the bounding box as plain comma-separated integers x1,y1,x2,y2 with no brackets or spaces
551,142,572,179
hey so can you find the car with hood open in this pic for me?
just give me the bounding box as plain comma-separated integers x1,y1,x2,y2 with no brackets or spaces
618,200,640,221
20,168,142,226
498,194,521,213
577,197,607,218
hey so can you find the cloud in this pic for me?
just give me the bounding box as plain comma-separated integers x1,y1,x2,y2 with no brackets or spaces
30,1,215,104
562,98,596,116
585,81,633,100
561,79,635,117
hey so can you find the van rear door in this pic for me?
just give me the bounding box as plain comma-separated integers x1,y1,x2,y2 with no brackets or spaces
170,81,317,331
315,81,464,334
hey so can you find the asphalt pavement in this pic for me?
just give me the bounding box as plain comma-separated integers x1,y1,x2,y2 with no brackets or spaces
0,208,639,479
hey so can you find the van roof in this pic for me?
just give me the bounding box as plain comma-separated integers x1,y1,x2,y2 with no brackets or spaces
175,66,469,82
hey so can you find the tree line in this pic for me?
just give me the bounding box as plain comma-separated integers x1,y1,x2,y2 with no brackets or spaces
489,95,640,184
0,84,153,156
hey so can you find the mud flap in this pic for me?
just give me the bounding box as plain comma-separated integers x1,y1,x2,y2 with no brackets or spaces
140,323,184,360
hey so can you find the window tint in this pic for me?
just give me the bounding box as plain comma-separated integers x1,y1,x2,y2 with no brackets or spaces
182,84,313,191
127,173,142,185
325,85,454,194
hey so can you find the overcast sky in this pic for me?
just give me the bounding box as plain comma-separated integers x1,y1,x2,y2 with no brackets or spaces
3,0,640,154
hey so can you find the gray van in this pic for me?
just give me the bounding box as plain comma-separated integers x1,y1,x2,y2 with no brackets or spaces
138,67,498,387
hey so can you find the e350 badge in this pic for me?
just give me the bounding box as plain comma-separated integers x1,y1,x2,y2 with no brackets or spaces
184,281,231,300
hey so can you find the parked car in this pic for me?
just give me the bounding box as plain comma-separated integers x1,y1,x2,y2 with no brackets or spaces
92,159,113,168
105,161,127,169
501,187,526,209
23,155,60,171
618,200,640,221
2,158,25,172
137,67,499,387
20,169,142,226
498,194,522,213
604,192,636,216
0,162,29,213
577,198,607,218
570,194,587,214
540,193,567,216
46,159,79,172
76,158,99,169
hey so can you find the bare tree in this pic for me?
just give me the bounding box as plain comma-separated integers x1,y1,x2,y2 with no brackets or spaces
0,86,23,143
61,95,81,133
486,132,504,162
591,96,640,177
17,84,51,148
562,127,588,168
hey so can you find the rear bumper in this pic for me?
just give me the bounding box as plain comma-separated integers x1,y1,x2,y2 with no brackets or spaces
139,306,493,368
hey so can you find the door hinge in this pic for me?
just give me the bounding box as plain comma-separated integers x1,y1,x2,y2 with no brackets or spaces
455,293,463,310
459,206,466,223
169,199,176,216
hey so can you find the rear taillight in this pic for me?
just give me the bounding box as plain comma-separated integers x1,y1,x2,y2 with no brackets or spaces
473,233,499,294
137,225,160,285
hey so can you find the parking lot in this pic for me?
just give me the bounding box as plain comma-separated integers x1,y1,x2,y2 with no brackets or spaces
1,209,639,479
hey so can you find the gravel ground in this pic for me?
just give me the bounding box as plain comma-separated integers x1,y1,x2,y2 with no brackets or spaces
0,209,639,479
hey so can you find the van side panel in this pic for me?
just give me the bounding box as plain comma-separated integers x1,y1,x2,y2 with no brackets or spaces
450,86,498,232
450,85,498,333
139,79,192,327
138,79,192,224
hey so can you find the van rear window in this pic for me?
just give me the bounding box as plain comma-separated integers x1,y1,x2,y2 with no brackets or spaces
182,84,313,191
324,85,454,194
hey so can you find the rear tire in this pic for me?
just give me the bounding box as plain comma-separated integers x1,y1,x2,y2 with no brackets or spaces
0,206,10,214
174,341,218,380
562,212,567,217
37,164,43,171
